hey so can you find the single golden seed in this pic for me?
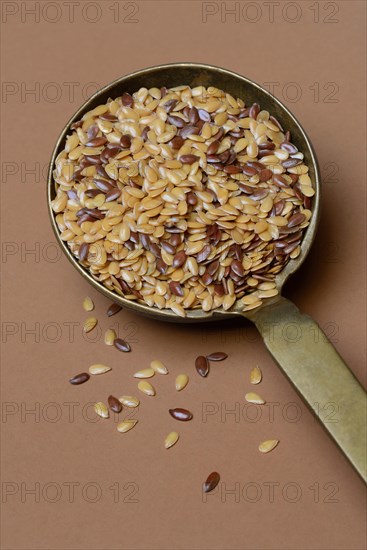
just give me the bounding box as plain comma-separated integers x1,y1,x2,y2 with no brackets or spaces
259,439,279,453
133,368,155,379
165,431,179,449
94,402,109,419
245,392,266,405
175,374,189,391
137,380,156,396
118,395,140,408
83,317,97,333
104,328,117,346
117,420,138,433
150,359,169,375
89,364,111,375
250,366,262,385
83,296,94,312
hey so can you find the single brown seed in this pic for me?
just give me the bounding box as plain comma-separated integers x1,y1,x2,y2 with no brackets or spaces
179,154,200,165
163,98,178,112
242,165,258,177
114,338,131,352
187,192,197,205
120,134,132,148
207,140,220,155
161,241,176,254
99,113,118,122
78,242,89,262
207,260,220,276
281,142,298,153
169,408,193,421
189,106,199,123
288,213,306,228
108,395,123,413
156,259,168,274
206,352,228,361
85,136,107,147
170,136,184,150
231,259,244,277
105,188,121,202
249,102,260,119
223,165,241,174
283,158,301,168
197,245,211,263
167,115,185,128
107,303,122,317
203,472,220,493
69,372,90,385
169,280,184,297
179,125,199,139
198,109,211,122
272,174,288,188
202,272,213,285
259,168,272,182
121,92,133,106
173,251,187,268
195,355,209,377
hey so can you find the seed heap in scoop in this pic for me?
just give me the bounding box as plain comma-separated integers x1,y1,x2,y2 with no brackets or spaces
52,85,314,317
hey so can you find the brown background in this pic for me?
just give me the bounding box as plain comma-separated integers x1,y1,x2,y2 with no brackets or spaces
1,1,366,549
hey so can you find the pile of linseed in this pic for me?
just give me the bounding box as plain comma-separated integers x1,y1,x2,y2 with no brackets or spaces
52,85,314,316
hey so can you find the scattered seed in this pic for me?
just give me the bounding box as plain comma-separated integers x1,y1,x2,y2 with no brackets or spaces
69,372,90,385
150,360,169,375
206,352,228,362
195,355,209,377
117,420,138,433
104,328,117,346
89,364,111,375
175,374,189,391
133,368,155,379
138,380,156,396
106,303,122,317
250,366,262,384
165,431,179,449
259,439,279,453
94,402,109,419
119,395,140,408
245,392,266,404
203,472,220,493
83,296,94,312
169,408,193,421
108,395,123,413
114,338,131,352
83,317,97,333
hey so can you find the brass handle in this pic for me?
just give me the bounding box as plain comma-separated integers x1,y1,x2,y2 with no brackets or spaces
248,296,367,482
